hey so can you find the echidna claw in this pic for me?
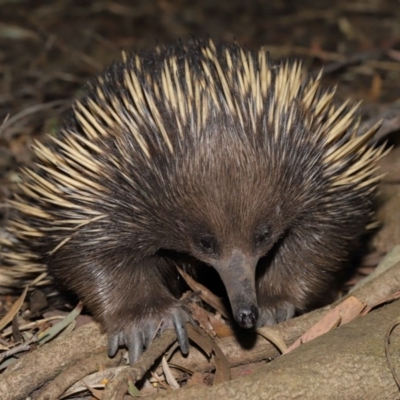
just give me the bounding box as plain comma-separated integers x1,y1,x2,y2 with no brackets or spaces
107,305,192,364
171,307,190,355
107,334,119,358
257,301,296,327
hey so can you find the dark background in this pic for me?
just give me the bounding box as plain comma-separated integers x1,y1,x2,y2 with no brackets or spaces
0,0,400,308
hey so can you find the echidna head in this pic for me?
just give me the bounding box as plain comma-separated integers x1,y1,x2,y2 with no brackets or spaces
187,229,266,330
177,195,288,329
159,139,296,330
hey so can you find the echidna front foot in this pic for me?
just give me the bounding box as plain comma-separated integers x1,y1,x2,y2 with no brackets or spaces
108,305,191,364
257,301,296,327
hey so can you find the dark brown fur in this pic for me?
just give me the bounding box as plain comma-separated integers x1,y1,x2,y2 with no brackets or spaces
1,39,384,362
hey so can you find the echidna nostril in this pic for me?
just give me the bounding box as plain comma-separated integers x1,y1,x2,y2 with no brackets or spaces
236,305,259,329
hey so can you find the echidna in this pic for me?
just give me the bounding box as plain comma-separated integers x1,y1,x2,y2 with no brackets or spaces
0,39,387,363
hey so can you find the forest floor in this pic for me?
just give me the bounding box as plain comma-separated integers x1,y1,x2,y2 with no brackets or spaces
1,1,400,399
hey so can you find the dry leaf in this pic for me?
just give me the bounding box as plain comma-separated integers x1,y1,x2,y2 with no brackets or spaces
0,286,28,331
177,267,229,318
256,327,287,354
187,325,231,384
284,295,366,354
162,355,180,390
208,315,234,338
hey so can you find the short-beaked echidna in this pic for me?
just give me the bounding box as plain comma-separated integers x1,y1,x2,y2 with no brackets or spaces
0,39,387,363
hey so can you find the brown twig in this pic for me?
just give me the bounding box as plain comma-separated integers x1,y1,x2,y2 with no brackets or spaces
37,350,122,400
316,49,386,76
103,329,178,400
360,102,400,141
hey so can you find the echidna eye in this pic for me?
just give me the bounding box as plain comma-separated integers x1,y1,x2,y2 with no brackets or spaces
198,236,216,254
254,227,271,247
200,238,212,249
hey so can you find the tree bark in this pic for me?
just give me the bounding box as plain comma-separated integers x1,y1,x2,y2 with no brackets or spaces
150,299,400,400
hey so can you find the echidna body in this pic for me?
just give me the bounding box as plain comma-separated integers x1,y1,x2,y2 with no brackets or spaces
1,39,386,362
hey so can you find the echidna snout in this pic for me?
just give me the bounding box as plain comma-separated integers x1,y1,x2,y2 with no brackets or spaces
210,250,260,329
